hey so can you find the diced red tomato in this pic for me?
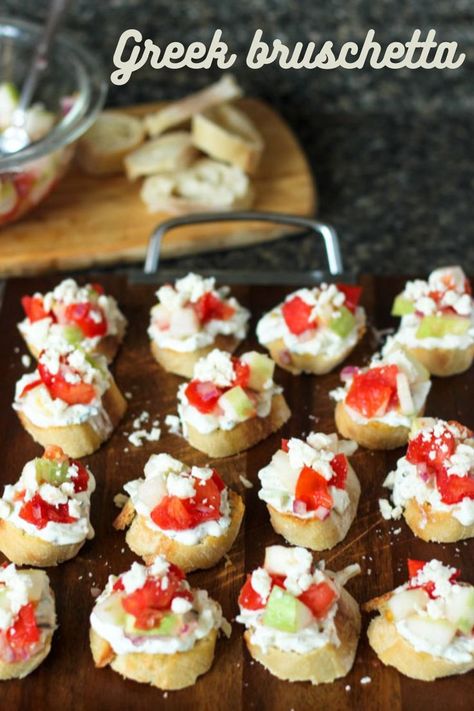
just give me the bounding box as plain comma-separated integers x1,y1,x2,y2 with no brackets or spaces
6,602,40,658
435,466,474,505
330,454,348,489
345,365,399,418
191,475,222,524
210,470,225,492
298,582,337,619
238,575,265,610
121,566,189,629
407,559,426,579
295,466,333,511
19,493,76,529
194,292,235,324
21,295,51,323
336,284,362,313
151,496,194,530
70,460,89,493
184,380,223,414
61,302,107,338
13,172,35,199
282,296,317,335
238,573,286,611
113,578,125,592
90,283,105,296
37,357,96,406
406,428,456,470
281,438,289,452
232,359,250,388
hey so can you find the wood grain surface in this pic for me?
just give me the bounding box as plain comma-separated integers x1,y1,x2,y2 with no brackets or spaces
0,273,472,711
0,98,316,278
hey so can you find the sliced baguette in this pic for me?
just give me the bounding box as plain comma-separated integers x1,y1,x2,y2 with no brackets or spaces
192,104,264,174
150,334,240,378
124,131,198,181
403,498,474,543
334,399,415,451
0,518,85,567
114,490,244,572
77,112,145,176
140,158,254,215
145,75,242,137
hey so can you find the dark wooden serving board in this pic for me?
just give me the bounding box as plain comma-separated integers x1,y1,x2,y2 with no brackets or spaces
0,273,472,711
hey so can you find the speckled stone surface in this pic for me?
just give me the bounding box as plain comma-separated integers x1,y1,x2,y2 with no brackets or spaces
4,1,474,275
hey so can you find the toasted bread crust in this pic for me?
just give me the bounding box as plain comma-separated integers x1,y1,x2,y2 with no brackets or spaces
184,393,291,458
266,465,360,551
16,379,127,458
264,324,365,376
404,343,474,377
244,588,360,684
335,400,412,450
367,614,474,680
150,334,239,379
403,497,474,543
89,627,218,690
0,518,85,567
115,490,244,572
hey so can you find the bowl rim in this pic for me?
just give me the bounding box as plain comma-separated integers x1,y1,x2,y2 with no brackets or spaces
0,16,107,172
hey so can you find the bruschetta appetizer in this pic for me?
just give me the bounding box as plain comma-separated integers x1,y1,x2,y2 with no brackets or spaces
13,345,127,458
391,266,474,376
114,453,244,572
89,556,229,690
380,418,474,542
365,558,474,681
18,278,127,363
258,433,360,551
0,446,95,567
331,340,431,450
0,564,56,680
148,273,250,378
256,283,366,375
236,545,361,684
175,348,291,457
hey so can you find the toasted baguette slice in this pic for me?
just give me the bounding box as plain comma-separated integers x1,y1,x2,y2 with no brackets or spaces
192,104,263,174
114,490,244,572
184,393,291,458
266,464,360,551
367,614,474,680
77,112,145,176
0,628,54,680
265,324,366,376
334,400,416,450
89,626,218,690
140,158,254,215
0,518,85,567
403,343,474,377
150,334,239,379
403,498,474,543
124,131,198,180
145,75,242,136
244,588,360,684
16,379,127,458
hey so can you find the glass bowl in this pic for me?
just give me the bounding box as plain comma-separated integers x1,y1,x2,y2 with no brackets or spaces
0,16,107,226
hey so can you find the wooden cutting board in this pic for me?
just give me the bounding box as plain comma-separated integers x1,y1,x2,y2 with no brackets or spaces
0,99,316,278
0,274,472,711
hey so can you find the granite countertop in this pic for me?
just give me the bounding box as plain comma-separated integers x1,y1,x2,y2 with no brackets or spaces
4,0,474,276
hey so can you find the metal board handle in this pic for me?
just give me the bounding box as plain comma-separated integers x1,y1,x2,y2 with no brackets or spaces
144,211,343,276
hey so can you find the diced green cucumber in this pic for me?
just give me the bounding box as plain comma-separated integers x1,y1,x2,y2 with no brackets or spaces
263,586,313,633
330,306,356,338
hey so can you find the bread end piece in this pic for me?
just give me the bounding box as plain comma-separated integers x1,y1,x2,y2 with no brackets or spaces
77,111,145,176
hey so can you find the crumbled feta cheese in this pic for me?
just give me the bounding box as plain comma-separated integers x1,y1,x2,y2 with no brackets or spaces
193,349,235,387
191,466,213,481
250,568,272,603
21,354,31,368
149,556,170,577
165,414,182,435
171,596,193,614
39,483,68,506
167,472,195,499
144,454,185,479
121,562,148,594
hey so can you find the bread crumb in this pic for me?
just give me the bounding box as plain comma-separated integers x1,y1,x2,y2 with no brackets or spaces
113,493,128,509
125,391,133,399
360,676,372,684
91,586,101,598
345,684,351,691
21,354,31,368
